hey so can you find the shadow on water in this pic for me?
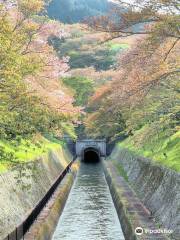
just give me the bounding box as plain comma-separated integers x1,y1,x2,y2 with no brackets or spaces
52,161,125,240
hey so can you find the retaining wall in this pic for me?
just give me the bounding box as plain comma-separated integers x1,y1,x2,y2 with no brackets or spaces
24,161,79,240
0,146,73,240
107,146,180,240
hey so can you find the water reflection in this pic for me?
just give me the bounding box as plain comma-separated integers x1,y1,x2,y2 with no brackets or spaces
52,162,125,240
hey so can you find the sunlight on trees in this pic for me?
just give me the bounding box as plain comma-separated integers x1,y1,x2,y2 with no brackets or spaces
85,0,180,151
0,0,80,144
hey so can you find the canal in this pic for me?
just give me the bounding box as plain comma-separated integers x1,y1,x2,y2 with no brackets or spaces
52,162,125,240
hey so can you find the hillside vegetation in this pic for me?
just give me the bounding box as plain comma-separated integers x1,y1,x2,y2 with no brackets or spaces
0,135,63,172
0,0,80,171
49,23,134,137
0,0,179,173
85,0,180,171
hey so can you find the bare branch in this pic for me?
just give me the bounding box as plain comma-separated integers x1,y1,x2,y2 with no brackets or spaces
163,38,180,61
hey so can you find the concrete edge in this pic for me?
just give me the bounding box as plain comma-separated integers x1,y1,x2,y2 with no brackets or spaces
103,160,171,240
24,161,79,240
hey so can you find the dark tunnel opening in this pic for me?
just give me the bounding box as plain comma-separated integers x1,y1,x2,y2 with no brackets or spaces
83,149,100,163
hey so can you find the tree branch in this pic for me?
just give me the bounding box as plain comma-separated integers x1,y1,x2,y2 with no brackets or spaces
163,38,179,61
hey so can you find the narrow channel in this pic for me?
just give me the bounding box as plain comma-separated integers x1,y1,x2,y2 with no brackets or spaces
52,162,125,240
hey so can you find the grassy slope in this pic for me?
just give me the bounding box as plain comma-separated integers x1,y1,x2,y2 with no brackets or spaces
119,128,180,172
107,42,129,52
0,135,64,173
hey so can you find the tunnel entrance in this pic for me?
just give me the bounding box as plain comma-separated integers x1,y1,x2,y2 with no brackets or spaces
83,148,100,163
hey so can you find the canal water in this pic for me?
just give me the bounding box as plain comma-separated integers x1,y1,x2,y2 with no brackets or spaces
52,162,125,240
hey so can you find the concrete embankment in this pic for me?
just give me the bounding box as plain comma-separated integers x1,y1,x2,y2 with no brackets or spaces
24,161,79,240
0,146,76,240
105,146,180,240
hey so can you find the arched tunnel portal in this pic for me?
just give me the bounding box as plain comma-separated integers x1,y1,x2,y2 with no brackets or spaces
83,147,100,163
75,139,106,162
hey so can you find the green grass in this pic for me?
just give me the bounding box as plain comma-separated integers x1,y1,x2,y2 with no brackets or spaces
119,129,180,172
107,43,129,53
67,50,79,57
0,135,64,172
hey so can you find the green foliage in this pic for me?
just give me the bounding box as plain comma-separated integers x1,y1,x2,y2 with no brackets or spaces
0,145,17,163
0,1,75,142
0,135,64,172
86,104,126,141
118,75,180,171
62,76,94,106
0,4,45,139
0,93,66,139
115,75,179,171
120,129,180,172
60,123,77,139
125,75,180,132
68,48,115,70
0,1,78,169
50,35,122,71
107,43,129,53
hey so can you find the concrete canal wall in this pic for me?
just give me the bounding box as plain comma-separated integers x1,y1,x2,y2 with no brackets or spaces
0,146,75,240
24,162,79,240
105,146,180,240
